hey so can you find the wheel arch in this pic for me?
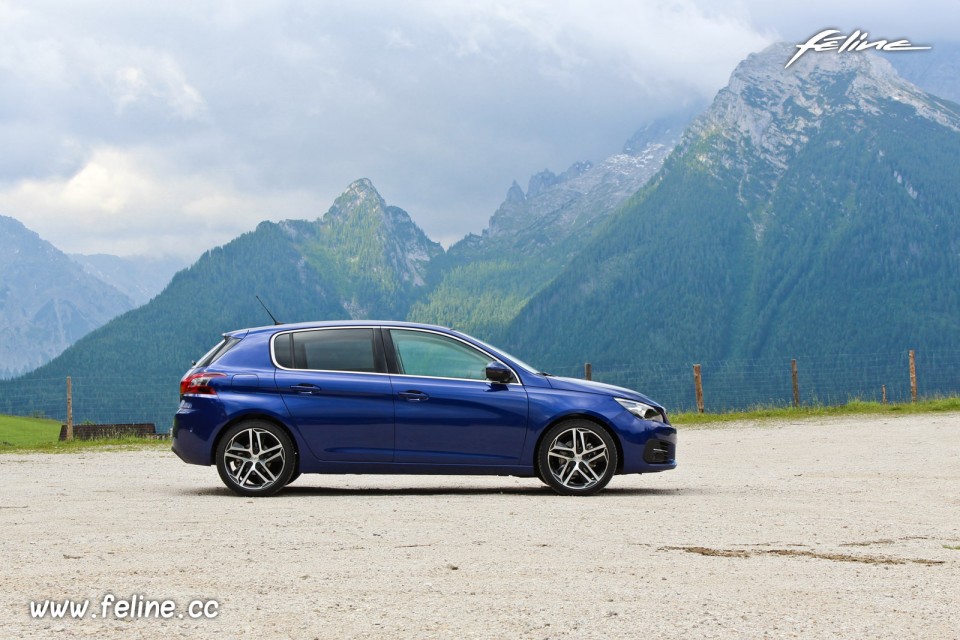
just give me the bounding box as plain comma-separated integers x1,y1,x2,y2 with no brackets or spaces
211,413,302,473
532,413,625,475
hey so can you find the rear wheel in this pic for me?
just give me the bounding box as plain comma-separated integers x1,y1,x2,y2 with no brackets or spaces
216,421,295,497
537,420,617,496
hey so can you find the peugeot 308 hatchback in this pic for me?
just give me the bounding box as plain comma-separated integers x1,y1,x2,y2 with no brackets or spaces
172,321,676,496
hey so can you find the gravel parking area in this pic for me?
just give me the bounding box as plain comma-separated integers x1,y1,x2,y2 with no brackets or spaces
2,413,958,639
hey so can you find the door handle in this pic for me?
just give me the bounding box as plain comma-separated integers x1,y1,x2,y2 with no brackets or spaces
399,390,429,402
290,383,323,395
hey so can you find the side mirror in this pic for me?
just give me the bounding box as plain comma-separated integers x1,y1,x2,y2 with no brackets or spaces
485,361,514,384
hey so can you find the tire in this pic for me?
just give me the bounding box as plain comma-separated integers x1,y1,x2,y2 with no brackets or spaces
216,420,295,497
537,419,618,496
534,459,548,485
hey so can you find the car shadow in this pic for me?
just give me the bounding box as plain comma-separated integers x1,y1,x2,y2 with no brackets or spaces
183,484,707,498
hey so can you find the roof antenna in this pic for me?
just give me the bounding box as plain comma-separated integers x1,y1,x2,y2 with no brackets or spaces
256,295,282,325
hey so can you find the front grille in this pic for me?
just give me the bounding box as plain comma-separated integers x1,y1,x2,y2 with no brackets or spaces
643,439,673,464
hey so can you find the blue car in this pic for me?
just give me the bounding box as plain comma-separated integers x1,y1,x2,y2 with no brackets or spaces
172,321,676,496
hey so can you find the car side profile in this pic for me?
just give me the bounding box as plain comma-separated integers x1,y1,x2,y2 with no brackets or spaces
172,321,676,496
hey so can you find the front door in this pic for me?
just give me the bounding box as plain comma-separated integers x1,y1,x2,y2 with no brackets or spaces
386,328,529,465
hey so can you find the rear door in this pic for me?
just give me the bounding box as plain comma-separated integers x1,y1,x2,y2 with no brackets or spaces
274,327,394,462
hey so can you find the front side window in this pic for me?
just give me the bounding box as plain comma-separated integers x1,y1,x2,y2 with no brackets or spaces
390,329,495,381
274,328,378,373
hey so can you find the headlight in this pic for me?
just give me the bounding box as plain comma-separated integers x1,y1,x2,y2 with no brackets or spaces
615,397,664,422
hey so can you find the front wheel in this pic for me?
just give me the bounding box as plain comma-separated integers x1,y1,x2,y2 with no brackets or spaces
216,421,295,497
537,420,617,496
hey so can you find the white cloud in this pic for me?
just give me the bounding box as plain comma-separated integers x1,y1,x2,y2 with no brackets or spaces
737,0,958,42
0,147,324,259
113,56,207,120
0,0,954,262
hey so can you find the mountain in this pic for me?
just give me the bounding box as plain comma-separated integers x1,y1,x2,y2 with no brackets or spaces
889,42,960,104
505,43,960,405
10,43,958,420
0,179,441,426
288,178,443,319
0,102,697,425
69,253,186,306
0,215,134,379
407,107,700,338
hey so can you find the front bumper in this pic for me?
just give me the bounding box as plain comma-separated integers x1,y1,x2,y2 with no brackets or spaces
612,410,678,474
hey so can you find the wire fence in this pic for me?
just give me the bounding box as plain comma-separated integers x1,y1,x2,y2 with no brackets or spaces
0,376,181,434
1,349,958,432
540,349,960,413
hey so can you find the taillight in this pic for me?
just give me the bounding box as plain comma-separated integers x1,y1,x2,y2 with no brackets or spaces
180,371,227,396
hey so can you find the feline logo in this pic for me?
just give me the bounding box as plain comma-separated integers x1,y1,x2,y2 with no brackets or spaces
786,29,931,68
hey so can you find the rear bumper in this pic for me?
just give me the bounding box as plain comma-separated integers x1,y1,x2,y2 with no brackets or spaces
171,397,226,466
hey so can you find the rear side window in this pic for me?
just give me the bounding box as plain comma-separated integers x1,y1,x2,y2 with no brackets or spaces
274,328,380,373
196,336,241,367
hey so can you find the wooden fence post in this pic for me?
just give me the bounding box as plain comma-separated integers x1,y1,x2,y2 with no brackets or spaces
66,376,73,441
909,350,917,403
791,359,800,408
584,363,592,381
693,364,704,414
881,385,887,405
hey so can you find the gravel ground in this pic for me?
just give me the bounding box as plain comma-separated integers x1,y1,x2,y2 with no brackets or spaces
2,413,959,639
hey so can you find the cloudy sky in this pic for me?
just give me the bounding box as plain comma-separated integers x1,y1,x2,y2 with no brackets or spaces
0,1,955,261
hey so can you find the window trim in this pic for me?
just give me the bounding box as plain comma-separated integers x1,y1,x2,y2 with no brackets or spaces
270,326,388,375
383,327,522,385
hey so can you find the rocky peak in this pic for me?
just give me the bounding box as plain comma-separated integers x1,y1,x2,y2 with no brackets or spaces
325,178,388,222
683,42,960,179
316,179,442,295
558,161,592,181
526,171,558,199
623,107,702,156
505,181,526,204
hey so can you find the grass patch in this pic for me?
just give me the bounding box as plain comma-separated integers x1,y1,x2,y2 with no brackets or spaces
943,545,960,551
671,396,960,427
0,414,168,454
0,414,62,448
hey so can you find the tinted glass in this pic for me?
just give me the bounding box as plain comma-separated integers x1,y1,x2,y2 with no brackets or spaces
390,330,492,380
279,329,378,373
196,336,241,367
273,333,293,369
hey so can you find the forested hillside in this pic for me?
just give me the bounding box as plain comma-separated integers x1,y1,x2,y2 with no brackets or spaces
0,180,440,426
408,110,695,339
505,45,960,404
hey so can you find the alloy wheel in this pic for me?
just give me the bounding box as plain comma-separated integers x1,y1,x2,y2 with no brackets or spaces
546,427,610,490
222,427,287,490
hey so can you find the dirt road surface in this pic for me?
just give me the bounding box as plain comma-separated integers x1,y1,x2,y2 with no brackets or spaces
2,413,958,639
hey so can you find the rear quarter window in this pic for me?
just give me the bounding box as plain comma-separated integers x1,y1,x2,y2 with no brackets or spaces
196,336,241,367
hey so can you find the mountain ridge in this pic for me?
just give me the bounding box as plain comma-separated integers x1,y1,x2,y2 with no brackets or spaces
504,43,960,406
5,43,959,420
68,253,187,307
407,107,699,337
0,215,134,378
